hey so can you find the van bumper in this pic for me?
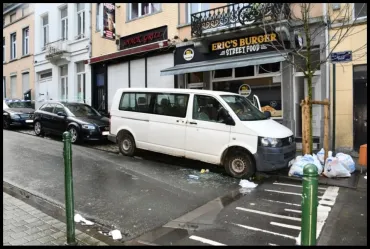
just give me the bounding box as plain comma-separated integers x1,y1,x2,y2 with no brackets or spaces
108,134,117,143
253,143,296,172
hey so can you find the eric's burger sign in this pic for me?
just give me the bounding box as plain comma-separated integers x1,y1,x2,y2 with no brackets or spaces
211,33,280,57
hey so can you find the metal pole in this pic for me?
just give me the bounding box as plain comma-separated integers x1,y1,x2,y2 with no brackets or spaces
332,64,336,152
63,131,76,246
301,164,319,246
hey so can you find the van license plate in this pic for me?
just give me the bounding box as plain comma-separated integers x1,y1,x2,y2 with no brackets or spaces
26,120,33,123
102,131,109,136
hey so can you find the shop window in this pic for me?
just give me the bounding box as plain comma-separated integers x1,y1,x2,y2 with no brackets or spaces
187,72,203,83
154,93,189,118
258,62,280,74
128,3,161,20
193,94,224,123
213,69,232,79
235,66,255,78
354,3,367,19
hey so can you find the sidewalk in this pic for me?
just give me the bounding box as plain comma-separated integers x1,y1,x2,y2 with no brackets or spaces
3,193,107,246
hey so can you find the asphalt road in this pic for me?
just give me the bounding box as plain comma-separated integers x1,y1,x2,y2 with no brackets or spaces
3,130,240,241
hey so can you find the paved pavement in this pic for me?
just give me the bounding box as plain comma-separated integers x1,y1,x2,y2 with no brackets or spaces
3,193,107,246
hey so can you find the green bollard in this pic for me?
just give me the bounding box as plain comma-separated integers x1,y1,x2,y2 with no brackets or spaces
63,131,77,246
301,164,319,246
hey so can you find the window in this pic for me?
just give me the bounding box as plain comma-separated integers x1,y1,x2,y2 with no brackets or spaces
10,13,16,23
119,92,154,113
60,65,68,101
258,62,280,74
153,93,189,117
354,3,367,19
193,95,225,122
76,62,85,102
96,4,101,31
128,3,161,20
187,3,210,23
3,38,5,63
3,77,6,98
10,75,17,98
60,7,68,40
42,15,49,49
53,104,66,114
187,72,204,83
22,4,30,17
22,72,29,95
40,71,52,79
10,33,16,60
22,27,29,56
40,103,56,113
77,3,85,39
213,69,233,78
235,66,255,78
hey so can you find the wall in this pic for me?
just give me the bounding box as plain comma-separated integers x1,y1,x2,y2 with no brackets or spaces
3,4,35,99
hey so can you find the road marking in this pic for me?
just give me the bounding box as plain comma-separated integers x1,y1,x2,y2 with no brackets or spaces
236,207,301,221
284,208,302,213
273,182,327,190
233,223,296,240
262,199,301,207
270,221,301,231
268,243,279,246
189,235,226,246
265,189,335,200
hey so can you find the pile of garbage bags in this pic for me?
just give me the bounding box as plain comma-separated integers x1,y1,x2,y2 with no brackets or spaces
289,148,356,178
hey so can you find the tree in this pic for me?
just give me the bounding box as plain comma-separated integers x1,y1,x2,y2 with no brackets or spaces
251,3,367,154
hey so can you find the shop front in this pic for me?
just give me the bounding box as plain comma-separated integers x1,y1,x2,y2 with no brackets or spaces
161,32,295,130
88,25,175,113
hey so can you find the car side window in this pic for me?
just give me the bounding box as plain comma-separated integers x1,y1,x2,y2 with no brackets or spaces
193,95,224,123
119,92,155,114
41,104,56,113
53,104,66,115
153,93,189,118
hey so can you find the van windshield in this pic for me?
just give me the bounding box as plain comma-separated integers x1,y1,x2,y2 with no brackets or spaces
221,95,267,121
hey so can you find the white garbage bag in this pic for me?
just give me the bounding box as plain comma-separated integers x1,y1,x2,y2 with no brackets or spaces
335,153,356,173
312,154,323,175
288,154,323,177
323,156,351,178
317,148,325,165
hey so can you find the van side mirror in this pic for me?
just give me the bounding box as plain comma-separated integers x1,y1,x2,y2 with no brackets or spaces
219,107,235,126
264,111,271,119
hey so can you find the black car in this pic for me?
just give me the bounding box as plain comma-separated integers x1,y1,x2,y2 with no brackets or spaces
33,101,110,144
3,99,35,129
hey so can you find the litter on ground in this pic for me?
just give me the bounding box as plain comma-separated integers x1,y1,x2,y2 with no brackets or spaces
109,230,122,240
74,214,94,225
239,179,258,188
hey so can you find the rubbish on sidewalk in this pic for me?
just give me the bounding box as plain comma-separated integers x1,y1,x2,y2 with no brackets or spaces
188,175,199,180
109,230,122,240
335,153,356,173
323,156,351,178
288,154,323,177
205,169,209,173
239,179,258,188
317,148,325,165
200,169,206,174
74,214,94,225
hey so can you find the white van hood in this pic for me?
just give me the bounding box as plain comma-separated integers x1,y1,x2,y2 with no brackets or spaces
241,119,293,138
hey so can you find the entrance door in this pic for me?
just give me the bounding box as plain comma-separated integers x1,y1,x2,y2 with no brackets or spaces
95,73,107,113
353,65,367,151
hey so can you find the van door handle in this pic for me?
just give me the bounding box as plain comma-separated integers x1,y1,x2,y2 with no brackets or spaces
189,121,197,125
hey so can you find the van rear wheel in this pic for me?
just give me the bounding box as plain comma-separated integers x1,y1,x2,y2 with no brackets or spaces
224,150,255,179
118,132,136,157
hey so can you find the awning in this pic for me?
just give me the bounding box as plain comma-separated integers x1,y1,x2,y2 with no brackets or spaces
160,52,288,76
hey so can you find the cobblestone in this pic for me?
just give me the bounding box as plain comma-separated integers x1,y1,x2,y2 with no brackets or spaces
3,193,107,245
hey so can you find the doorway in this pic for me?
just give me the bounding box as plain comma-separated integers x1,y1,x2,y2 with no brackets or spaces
353,64,367,151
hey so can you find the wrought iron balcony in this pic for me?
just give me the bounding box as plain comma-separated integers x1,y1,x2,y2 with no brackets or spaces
191,3,291,37
44,39,70,61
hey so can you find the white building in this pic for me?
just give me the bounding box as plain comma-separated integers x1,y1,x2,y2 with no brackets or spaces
34,3,91,109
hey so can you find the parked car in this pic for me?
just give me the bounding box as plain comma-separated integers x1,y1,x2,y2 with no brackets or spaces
109,88,296,179
3,99,35,129
33,101,110,143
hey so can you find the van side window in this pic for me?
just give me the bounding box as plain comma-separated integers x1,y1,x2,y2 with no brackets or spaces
153,93,189,118
193,95,224,123
119,92,154,113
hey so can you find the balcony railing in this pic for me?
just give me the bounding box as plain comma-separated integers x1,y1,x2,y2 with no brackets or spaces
44,39,70,60
191,3,291,37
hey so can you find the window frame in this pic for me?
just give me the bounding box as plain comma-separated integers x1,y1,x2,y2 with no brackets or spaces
76,3,86,39
76,62,86,103
10,33,17,60
10,75,17,98
10,13,16,23
3,37,5,63
60,65,68,101
22,4,30,17
127,3,161,21
22,27,29,56
353,3,367,20
187,3,210,24
42,15,49,50
192,94,228,123
153,93,190,118
60,7,68,40
3,76,6,98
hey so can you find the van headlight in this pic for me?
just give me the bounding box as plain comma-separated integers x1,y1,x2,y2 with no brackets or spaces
82,124,96,130
259,137,282,147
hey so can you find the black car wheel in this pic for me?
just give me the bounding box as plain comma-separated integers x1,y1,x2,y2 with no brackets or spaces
34,121,44,136
3,118,10,129
224,150,255,179
118,132,136,156
68,127,79,144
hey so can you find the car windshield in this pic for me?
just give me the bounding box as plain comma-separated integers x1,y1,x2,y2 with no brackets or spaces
64,104,101,117
221,95,267,121
5,101,33,109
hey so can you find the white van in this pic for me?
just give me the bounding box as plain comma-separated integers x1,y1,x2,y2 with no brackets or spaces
109,88,295,178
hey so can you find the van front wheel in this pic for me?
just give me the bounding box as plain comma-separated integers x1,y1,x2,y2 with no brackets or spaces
224,151,255,179
118,132,136,157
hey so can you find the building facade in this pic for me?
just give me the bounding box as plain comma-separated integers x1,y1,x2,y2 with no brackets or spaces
329,3,367,152
33,3,92,110
3,3,35,100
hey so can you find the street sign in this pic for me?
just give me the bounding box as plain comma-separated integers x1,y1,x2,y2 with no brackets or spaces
330,51,352,63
